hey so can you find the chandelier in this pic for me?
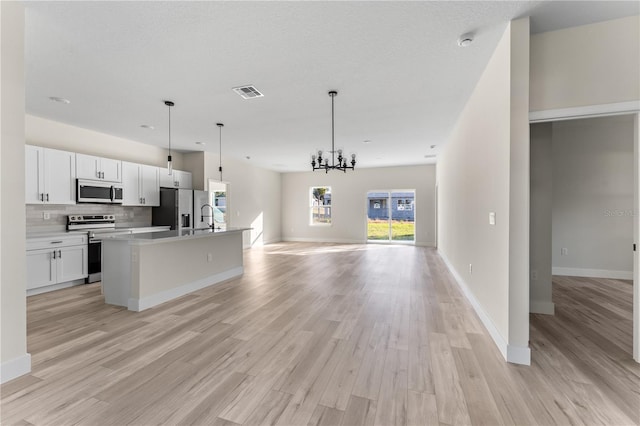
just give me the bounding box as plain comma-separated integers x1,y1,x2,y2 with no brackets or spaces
311,91,356,173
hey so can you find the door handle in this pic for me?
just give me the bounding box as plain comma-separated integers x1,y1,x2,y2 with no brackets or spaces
110,186,115,201
53,250,56,259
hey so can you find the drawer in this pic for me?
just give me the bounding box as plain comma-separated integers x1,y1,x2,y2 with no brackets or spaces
27,234,88,251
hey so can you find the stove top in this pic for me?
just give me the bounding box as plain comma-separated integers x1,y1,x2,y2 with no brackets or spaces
67,214,116,231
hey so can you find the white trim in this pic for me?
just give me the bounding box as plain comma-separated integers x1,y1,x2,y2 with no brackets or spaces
128,266,243,312
439,251,531,365
529,101,640,123
507,345,531,365
26,279,85,296
552,267,633,280
283,237,363,244
0,353,31,384
530,300,555,315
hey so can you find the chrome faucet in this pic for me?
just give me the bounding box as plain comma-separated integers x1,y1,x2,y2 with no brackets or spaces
201,203,215,229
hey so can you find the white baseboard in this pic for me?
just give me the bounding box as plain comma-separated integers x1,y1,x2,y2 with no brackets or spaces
26,279,86,296
530,299,555,315
552,267,633,280
128,267,244,312
529,100,640,123
283,237,363,244
0,353,31,384
438,251,530,365
507,344,531,365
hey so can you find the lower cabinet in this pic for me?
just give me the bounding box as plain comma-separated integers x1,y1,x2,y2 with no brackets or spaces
26,235,88,291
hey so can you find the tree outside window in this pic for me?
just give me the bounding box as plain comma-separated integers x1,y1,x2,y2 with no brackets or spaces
310,186,331,225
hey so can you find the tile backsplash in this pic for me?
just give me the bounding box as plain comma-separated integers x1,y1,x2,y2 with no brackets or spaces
27,204,152,233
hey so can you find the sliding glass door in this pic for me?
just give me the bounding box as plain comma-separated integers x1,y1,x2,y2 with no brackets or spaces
367,190,415,242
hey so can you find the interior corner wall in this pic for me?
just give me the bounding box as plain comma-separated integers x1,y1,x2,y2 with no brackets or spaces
25,115,185,170
437,19,531,364
280,165,436,246
1,1,30,383
182,151,205,191
552,115,635,279
633,113,639,362
529,123,554,314
203,153,281,247
530,15,640,112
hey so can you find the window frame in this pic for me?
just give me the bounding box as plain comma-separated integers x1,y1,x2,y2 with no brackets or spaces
309,186,332,226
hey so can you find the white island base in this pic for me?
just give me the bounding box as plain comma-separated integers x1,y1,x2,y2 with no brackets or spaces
102,228,247,311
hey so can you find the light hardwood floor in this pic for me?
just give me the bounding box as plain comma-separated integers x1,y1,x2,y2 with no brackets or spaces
1,243,638,425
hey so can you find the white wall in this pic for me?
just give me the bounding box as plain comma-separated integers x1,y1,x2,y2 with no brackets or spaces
281,165,436,246
530,123,554,314
26,115,185,170
203,153,282,247
437,19,530,364
552,115,635,279
634,113,639,362
530,15,640,112
1,1,30,383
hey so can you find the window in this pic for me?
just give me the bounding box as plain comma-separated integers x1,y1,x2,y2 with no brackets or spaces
310,186,331,225
397,199,413,211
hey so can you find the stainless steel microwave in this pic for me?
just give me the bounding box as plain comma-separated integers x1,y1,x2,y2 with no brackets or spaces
77,179,123,204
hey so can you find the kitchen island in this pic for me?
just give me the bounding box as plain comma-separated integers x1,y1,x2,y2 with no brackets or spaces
101,227,249,311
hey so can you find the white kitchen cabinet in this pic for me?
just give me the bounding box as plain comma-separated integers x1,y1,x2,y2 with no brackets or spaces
26,234,88,291
159,169,192,189
76,153,122,182
25,145,76,205
122,162,159,206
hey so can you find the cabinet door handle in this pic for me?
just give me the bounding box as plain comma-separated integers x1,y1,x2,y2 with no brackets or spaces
40,193,44,201
46,193,49,202
53,250,56,259
50,241,63,244
58,250,62,258
143,198,146,204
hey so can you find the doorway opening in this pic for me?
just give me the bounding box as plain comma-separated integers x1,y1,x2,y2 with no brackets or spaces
366,190,415,243
208,179,228,230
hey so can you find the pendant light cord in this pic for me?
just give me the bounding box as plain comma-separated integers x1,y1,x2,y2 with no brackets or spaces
331,92,335,167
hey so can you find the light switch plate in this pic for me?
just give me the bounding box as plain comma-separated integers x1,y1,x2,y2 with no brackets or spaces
489,212,496,225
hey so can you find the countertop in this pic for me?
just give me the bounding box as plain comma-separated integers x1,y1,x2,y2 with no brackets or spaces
27,226,171,240
101,227,251,245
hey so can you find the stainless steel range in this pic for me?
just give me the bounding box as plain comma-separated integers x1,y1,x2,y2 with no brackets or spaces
67,214,130,283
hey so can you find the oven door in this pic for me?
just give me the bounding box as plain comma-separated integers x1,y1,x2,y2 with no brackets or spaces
87,239,102,283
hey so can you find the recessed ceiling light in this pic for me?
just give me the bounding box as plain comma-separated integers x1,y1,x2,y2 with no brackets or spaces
140,124,155,130
49,96,70,104
195,141,205,145
457,33,474,47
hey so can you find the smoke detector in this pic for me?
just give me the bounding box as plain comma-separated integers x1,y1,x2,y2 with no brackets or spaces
457,33,474,47
232,85,264,99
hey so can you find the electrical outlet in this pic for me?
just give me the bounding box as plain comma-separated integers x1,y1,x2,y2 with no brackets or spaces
207,253,213,262
43,212,50,220
531,270,538,280
469,264,473,274
489,212,496,225
561,248,568,256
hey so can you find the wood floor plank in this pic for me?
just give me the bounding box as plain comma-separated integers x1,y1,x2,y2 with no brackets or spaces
1,243,637,426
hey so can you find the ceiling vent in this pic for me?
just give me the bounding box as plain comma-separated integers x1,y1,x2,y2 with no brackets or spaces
232,85,264,99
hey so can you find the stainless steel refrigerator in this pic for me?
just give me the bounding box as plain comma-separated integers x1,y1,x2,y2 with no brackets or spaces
152,188,193,232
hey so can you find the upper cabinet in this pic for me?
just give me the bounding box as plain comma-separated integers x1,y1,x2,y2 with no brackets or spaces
76,153,122,182
25,145,76,205
159,169,192,189
122,162,160,206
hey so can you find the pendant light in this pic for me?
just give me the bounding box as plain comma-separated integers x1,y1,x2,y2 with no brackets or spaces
217,123,224,181
311,90,356,173
164,100,174,175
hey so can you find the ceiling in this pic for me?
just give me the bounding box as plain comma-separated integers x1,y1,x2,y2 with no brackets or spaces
24,1,639,172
